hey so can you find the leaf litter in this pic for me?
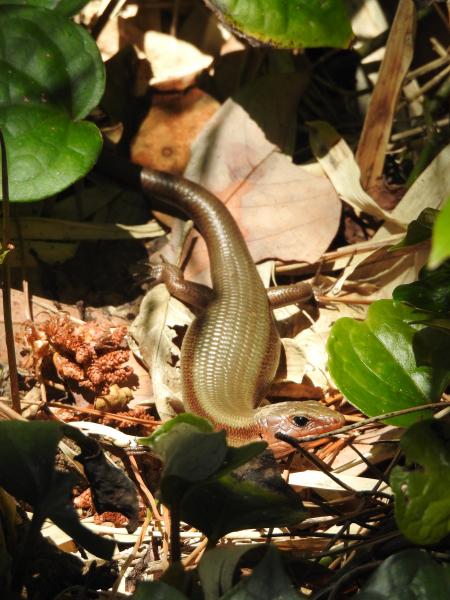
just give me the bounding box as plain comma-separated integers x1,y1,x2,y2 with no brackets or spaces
1,0,450,597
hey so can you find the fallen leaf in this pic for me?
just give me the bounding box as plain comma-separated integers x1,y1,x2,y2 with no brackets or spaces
132,88,220,174
356,0,415,199
143,30,213,90
183,75,340,284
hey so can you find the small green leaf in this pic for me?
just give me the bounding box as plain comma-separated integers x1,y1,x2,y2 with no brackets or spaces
132,581,188,600
0,5,105,201
390,420,450,545
327,300,449,425
0,0,90,17
0,6,104,119
139,413,214,454
358,549,450,599
429,200,450,269
221,545,304,599
203,0,352,49
393,262,450,315
0,104,102,201
390,207,438,250
198,545,259,599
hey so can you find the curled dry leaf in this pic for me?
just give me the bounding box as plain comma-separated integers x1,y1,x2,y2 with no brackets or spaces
130,284,193,421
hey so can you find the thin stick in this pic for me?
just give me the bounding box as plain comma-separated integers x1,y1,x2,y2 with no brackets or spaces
0,130,20,412
128,454,162,521
110,513,151,599
48,400,160,428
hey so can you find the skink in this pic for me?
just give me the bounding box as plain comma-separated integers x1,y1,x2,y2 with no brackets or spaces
138,168,345,454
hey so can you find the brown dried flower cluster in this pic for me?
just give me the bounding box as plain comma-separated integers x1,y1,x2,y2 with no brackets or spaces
24,314,133,396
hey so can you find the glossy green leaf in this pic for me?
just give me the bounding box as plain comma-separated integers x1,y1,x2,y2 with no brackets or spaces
327,300,449,425
390,208,437,250
0,0,89,17
203,0,352,49
139,413,215,455
0,6,104,119
429,200,450,269
393,262,450,314
390,420,450,545
0,421,114,559
0,104,102,201
0,6,105,201
358,550,450,599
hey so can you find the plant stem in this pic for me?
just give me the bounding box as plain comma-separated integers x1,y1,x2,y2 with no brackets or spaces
170,504,181,563
0,129,20,412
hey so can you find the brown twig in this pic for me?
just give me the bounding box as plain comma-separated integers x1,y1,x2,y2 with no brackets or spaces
48,400,160,428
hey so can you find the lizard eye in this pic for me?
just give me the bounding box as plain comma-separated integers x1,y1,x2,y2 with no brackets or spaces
293,415,309,427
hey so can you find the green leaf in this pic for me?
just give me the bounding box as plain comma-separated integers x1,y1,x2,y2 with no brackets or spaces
390,207,437,250
358,549,450,599
390,420,450,545
146,418,303,543
203,0,352,49
412,327,450,372
0,104,102,201
0,6,104,119
0,489,16,593
139,413,215,456
412,317,450,332
327,300,449,426
0,421,114,559
0,0,90,17
0,5,105,201
133,581,188,600
221,545,304,599
0,421,63,505
179,453,305,543
429,199,450,269
198,545,258,599
393,262,450,314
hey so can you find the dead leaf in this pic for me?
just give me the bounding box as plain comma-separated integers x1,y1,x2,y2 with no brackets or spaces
129,284,192,421
311,122,450,295
183,75,340,284
143,31,213,90
131,88,220,174
309,121,404,226
356,0,416,199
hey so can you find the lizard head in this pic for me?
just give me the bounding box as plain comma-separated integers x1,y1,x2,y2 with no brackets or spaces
255,401,345,458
